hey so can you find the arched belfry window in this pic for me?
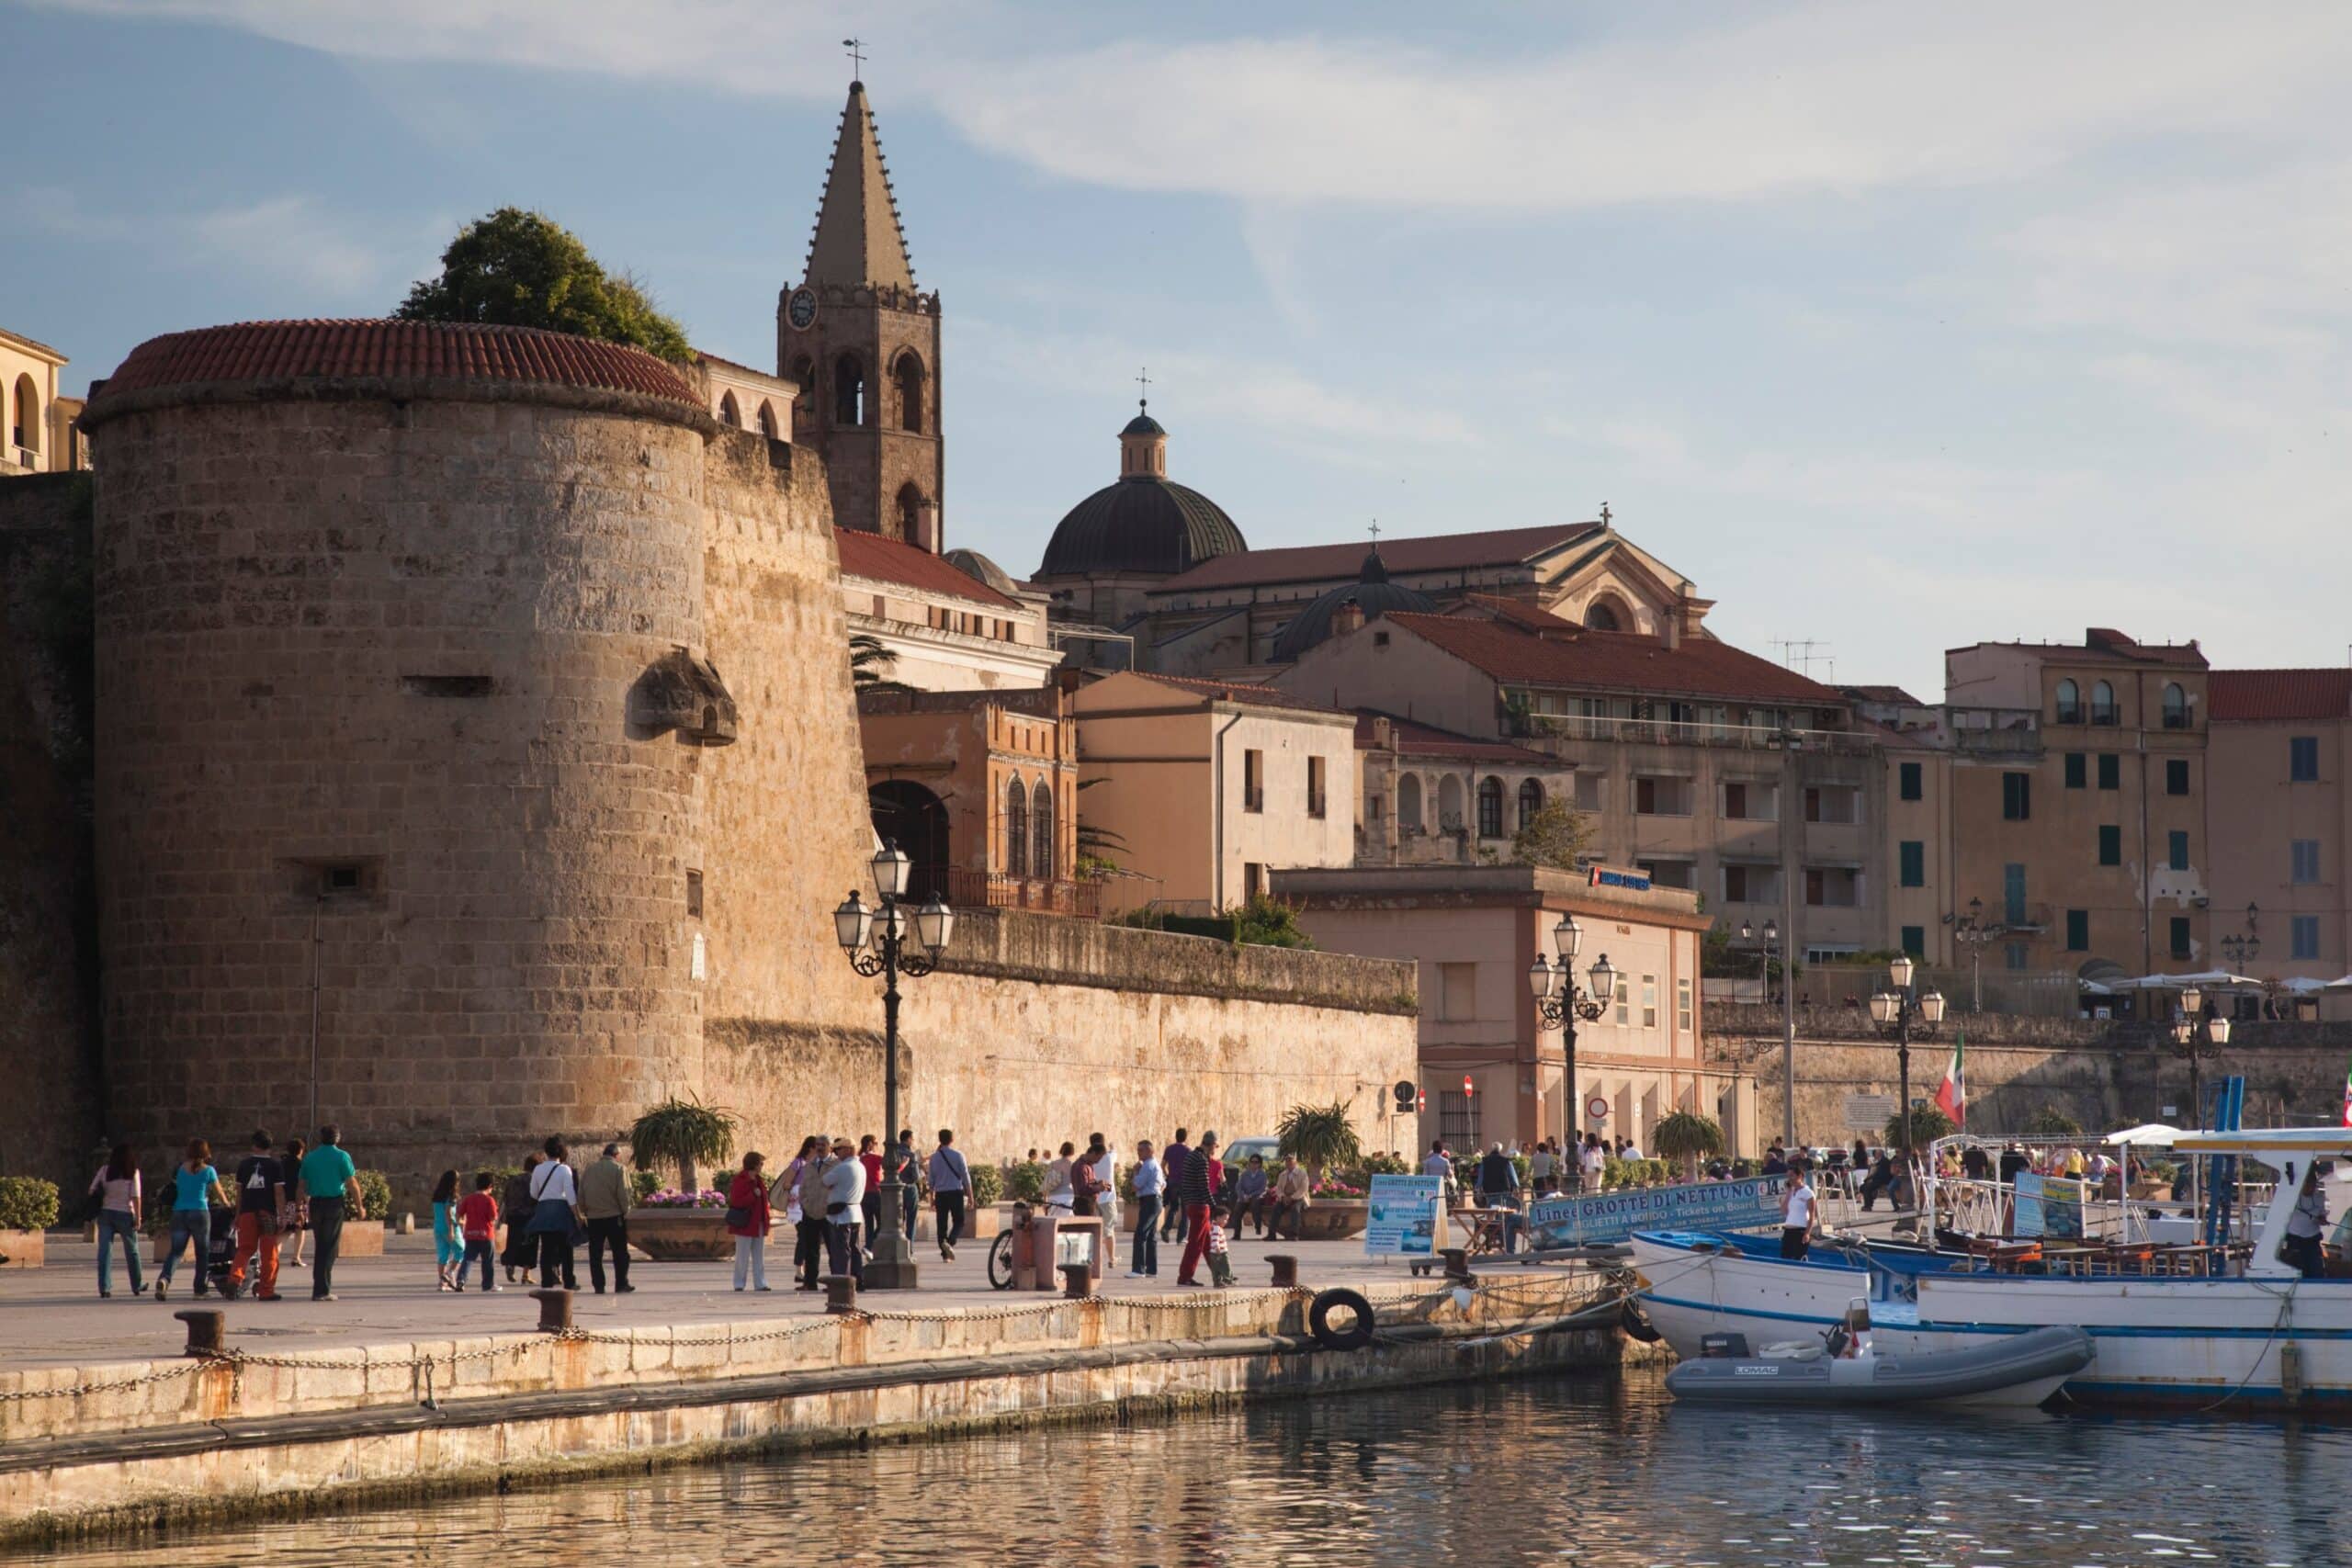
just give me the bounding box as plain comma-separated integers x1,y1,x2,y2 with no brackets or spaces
894,353,926,434
1031,780,1054,881
833,355,865,426
1004,776,1029,878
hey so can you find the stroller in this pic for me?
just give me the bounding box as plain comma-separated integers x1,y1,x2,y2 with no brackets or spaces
194,1201,242,1298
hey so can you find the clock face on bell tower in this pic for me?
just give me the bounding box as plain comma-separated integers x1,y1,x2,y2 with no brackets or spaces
786,288,819,332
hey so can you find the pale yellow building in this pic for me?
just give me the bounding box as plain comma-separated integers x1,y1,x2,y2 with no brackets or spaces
3,327,79,477
836,528,1062,692
1070,671,1358,914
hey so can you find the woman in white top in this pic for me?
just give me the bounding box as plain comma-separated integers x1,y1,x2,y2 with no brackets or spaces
525,1136,582,1290
88,1143,146,1299
1044,1143,1076,1214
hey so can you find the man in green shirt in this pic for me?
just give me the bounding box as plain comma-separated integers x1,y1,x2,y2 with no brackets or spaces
579,1142,634,1294
298,1125,364,1301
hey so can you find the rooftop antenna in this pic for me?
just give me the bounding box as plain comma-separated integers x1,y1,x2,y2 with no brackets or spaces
1135,365,1150,412
1770,638,1835,680
842,37,866,80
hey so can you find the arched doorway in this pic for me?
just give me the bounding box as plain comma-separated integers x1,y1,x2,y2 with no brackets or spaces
867,780,950,903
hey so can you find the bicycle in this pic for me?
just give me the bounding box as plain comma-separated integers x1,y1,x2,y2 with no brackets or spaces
986,1200,1034,1290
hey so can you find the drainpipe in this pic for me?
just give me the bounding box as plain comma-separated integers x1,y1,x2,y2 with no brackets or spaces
1212,707,1242,910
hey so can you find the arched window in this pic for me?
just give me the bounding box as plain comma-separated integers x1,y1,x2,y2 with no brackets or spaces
2055,678,2082,724
1003,776,1029,878
1476,776,1505,839
1031,780,1054,881
1437,773,1465,831
1397,773,1424,835
2091,680,2117,726
833,355,865,426
896,483,930,548
9,376,34,456
718,391,741,427
1518,778,1544,829
1583,598,1622,632
756,400,779,439
787,357,816,437
893,353,926,434
2162,682,2188,730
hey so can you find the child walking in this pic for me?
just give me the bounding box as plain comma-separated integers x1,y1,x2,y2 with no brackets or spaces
430,1169,464,1290
454,1172,500,1292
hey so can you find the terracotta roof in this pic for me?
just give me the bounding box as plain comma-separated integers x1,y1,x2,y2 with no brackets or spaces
2209,669,2352,723
1382,613,1844,705
1951,626,2206,669
1152,522,1602,595
1123,671,1340,714
1842,683,1925,705
1352,709,1560,764
1456,594,1582,634
836,527,1019,609
86,320,699,412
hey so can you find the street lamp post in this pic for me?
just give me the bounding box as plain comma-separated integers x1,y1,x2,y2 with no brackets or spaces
2171,983,2232,1131
1867,953,1947,1156
1530,913,1619,1156
1952,897,1995,1016
1740,918,1781,1003
2219,904,2260,974
832,841,956,1291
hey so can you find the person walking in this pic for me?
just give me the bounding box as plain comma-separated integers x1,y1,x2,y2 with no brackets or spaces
1269,1154,1311,1242
1128,1138,1163,1280
277,1136,311,1271
793,1137,831,1291
455,1173,500,1292
430,1169,464,1291
1175,1133,1221,1287
525,1136,582,1291
88,1144,146,1299
580,1141,634,1294
500,1156,539,1283
1530,1140,1556,1197
225,1131,286,1302
927,1129,969,1261
1160,1130,1193,1243
824,1136,867,1285
728,1151,774,1291
889,1129,922,1244
1780,1166,1817,1260
155,1139,230,1302
1422,1139,1453,1200
298,1125,365,1302
1582,1134,1606,1193
857,1134,886,1247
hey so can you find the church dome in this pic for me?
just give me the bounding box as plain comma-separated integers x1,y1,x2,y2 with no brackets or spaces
944,547,1018,596
1269,548,1437,662
1038,406,1246,578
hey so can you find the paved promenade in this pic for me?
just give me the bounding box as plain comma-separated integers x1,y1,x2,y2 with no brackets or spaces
4,1228,1466,1371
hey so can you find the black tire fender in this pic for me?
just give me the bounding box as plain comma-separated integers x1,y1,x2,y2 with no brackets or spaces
1620,1298,1663,1344
1308,1287,1377,1350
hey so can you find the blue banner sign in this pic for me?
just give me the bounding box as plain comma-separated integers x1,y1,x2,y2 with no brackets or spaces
1587,865,1652,892
1363,1174,1446,1257
1526,1175,1788,1249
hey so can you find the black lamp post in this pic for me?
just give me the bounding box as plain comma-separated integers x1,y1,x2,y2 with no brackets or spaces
1868,953,1947,1156
2171,983,2231,1131
1740,918,1781,1001
832,841,955,1290
1529,912,1618,1157
1952,896,1996,1015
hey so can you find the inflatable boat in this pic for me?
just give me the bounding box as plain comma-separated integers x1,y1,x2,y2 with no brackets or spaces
1665,1312,2092,1408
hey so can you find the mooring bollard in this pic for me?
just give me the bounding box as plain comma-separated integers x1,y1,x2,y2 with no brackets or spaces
821,1273,859,1314
1441,1247,1473,1282
529,1287,573,1333
175,1308,225,1357
1266,1253,1300,1289
1060,1261,1093,1299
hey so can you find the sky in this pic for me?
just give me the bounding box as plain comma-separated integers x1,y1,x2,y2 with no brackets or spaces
9,1,2349,697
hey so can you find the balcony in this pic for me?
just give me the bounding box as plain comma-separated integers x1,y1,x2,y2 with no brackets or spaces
946,867,1101,919
1515,712,1875,756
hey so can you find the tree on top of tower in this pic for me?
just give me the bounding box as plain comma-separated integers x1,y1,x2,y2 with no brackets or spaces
398,208,692,363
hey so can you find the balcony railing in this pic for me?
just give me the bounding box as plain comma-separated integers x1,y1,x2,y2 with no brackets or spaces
1513,713,1875,755
946,867,1100,919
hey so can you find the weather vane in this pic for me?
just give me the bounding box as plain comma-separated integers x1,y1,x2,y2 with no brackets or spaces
842,37,866,79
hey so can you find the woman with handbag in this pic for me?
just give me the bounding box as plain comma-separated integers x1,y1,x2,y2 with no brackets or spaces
525,1138,582,1291
776,1137,819,1292
500,1156,539,1282
277,1137,311,1272
728,1151,774,1291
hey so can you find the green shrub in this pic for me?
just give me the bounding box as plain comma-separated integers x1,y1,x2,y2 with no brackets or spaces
1003,1160,1046,1203
969,1163,1004,1206
354,1169,394,1219
629,1170,661,1205
0,1178,60,1232
1601,1158,1627,1190
1349,1153,1412,1182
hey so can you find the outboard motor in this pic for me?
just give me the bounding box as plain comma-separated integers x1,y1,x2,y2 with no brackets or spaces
1699,1332,1751,1359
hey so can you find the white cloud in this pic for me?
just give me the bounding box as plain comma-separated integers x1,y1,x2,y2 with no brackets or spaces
19,186,405,299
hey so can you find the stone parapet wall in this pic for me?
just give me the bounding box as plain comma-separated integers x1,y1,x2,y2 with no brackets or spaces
941,910,1416,1013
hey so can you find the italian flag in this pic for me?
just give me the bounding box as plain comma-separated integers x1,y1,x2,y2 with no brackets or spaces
1934,1032,1966,1127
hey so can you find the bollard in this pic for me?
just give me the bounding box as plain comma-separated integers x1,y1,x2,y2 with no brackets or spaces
1441,1247,1473,1282
175,1308,225,1357
821,1273,859,1314
1060,1260,1093,1299
529,1287,573,1333
1266,1253,1299,1289
396,1212,416,1237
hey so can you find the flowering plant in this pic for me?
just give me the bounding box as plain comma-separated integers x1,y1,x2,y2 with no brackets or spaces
642,1188,729,1209
1309,1179,1365,1200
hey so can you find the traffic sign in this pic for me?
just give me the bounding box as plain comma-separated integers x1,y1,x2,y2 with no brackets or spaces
1586,1094,1609,1122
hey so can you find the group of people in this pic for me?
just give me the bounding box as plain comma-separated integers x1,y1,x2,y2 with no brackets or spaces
86,1126,368,1303
473,1138,639,1295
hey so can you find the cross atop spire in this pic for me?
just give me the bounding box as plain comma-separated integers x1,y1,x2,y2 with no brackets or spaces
842,36,865,80
1136,365,1151,411
803,79,915,290
1599,502,1612,528
1368,519,1382,546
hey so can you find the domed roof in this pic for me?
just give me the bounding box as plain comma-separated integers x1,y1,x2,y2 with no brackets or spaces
1122,411,1165,437
1270,548,1437,662
1040,476,1245,578
944,547,1018,596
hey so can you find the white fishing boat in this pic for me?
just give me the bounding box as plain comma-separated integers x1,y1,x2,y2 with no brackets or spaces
1878,1129,2352,1412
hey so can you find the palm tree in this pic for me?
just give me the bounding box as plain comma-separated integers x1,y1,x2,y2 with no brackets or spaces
849,633,912,695
1652,1110,1725,1183
1276,1100,1362,1187
628,1094,738,1196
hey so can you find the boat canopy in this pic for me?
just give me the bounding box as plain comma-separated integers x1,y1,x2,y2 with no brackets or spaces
2170,1127,2352,1155
2103,1122,2185,1147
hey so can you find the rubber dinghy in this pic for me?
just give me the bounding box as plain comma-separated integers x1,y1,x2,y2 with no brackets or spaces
1667,1319,2092,1408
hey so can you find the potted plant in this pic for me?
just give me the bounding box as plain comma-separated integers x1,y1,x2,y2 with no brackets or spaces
1652,1111,1724,1184
625,1096,741,1260
1277,1100,1369,1238
630,1182,737,1260
628,1094,738,1197
0,1178,59,1269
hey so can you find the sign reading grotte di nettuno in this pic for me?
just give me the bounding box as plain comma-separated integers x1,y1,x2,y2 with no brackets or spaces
1363,1174,1446,1258
1525,1176,1788,1249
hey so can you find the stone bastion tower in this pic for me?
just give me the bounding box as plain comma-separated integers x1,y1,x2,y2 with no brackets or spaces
77,320,880,1184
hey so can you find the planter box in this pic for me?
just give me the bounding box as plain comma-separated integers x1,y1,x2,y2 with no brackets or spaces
1292,1201,1367,1241
910,1203,1001,1243
0,1230,44,1269
627,1208,736,1261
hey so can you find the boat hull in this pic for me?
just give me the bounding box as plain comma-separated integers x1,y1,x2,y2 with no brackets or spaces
1629,1233,1871,1361
1666,1325,2092,1408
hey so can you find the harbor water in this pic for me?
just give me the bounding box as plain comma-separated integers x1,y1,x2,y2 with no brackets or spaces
24,1365,2346,1566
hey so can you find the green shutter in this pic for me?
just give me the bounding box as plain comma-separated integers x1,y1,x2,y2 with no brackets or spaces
1899,840,1924,887
2065,909,2088,951
2064,753,2086,789
2098,825,2121,865
2098,752,2120,790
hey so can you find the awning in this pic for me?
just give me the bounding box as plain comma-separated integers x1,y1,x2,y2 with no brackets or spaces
2104,1122,2184,1147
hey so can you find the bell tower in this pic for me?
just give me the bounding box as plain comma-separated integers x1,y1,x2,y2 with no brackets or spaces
778,80,944,551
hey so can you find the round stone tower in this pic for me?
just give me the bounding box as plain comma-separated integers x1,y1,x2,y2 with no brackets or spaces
80,320,724,1189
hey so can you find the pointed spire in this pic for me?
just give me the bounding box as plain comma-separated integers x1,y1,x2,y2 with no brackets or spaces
803,82,915,290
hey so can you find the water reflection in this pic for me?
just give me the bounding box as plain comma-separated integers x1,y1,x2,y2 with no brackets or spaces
28,1367,2350,1566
